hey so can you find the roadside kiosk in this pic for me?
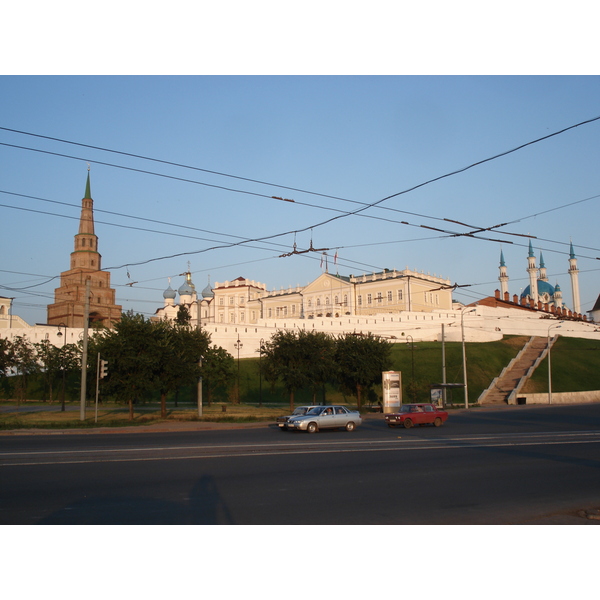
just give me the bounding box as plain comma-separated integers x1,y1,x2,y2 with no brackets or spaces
382,371,402,414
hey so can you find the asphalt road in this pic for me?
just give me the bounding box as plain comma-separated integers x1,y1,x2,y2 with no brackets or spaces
2,404,600,524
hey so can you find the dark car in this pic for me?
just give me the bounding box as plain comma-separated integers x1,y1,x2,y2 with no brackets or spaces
385,403,449,429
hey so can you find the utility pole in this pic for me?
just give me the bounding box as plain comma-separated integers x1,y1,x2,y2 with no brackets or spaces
441,323,447,407
197,356,203,417
79,278,90,421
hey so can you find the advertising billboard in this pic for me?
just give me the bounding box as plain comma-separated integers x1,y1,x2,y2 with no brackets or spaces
382,371,402,413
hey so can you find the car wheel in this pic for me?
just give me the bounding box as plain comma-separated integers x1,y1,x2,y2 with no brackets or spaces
434,417,442,427
345,421,356,432
403,419,413,429
307,422,318,433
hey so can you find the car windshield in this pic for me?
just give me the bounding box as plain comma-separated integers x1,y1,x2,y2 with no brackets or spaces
306,407,324,415
292,408,307,415
399,405,411,413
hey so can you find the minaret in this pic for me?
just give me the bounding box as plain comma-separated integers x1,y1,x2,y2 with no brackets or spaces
526,240,538,304
538,252,548,282
498,250,509,298
554,283,563,309
569,241,581,314
47,170,122,328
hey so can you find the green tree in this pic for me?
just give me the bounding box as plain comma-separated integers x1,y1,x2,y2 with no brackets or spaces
153,320,210,417
0,337,16,398
90,314,210,419
11,336,38,404
58,343,81,411
261,330,313,411
335,333,392,409
302,331,336,405
89,313,159,420
0,337,15,378
201,344,235,405
34,339,63,403
175,305,192,326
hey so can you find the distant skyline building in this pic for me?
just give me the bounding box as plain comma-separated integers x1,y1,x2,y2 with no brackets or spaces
47,171,121,328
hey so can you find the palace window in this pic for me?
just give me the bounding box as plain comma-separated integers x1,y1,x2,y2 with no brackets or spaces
387,291,393,302
367,294,372,305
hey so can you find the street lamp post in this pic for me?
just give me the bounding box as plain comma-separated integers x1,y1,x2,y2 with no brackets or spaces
461,307,476,409
406,335,415,402
259,338,264,407
197,355,203,417
406,335,415,382
547,322,563,404
57,323,67,412
234,335,243,403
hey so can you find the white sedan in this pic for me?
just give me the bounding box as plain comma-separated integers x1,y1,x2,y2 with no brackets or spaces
287,405,362,433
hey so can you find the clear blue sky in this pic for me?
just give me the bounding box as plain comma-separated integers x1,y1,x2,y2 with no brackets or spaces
1,75,599,324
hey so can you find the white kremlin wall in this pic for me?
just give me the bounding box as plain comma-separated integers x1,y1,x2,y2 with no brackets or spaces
2,305,599,359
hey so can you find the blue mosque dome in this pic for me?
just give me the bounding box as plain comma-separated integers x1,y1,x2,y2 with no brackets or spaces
520,280,556,299
202,281,214,299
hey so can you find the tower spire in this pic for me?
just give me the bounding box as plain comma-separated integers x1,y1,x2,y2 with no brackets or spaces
84,165,91,199
78,170,95,236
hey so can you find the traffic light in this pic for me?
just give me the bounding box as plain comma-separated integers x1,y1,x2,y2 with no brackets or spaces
100,359,109,379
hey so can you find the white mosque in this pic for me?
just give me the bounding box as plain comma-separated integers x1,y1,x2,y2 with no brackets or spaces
492,240,581,317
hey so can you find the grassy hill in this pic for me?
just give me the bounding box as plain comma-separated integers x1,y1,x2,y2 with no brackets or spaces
236,335,600,407
522,336,600,394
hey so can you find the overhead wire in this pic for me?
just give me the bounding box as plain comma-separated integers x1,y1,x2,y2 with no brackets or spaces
2,116,600,314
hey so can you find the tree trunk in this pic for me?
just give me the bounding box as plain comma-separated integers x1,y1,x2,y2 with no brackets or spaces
356,384,362,410
129,398,134,421
289,389,295,412
161,392,167,418
61,371,66,412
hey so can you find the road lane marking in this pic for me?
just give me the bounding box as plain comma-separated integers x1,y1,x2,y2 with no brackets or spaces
3,436,600,466
3,429,600,458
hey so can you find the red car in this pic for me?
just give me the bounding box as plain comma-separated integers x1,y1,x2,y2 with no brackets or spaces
385,403,449,429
